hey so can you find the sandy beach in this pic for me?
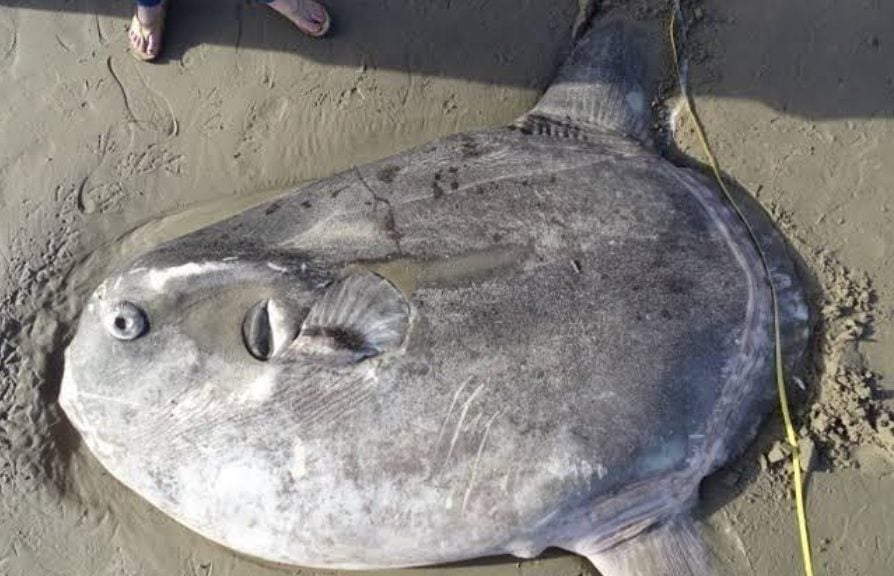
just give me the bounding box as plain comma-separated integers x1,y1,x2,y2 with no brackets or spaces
1,1,891,575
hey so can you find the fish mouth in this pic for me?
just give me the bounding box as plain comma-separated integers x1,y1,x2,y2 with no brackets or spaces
58,361,132,457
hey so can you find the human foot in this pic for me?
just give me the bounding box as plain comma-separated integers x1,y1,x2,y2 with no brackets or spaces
128,1,169,61
266,0,331,38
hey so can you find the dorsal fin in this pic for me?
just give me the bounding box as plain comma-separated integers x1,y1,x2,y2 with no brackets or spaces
523,17,656,143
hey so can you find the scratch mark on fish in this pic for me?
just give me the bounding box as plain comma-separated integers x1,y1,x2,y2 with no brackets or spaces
443,382,485,469
462,410,501,513
75,391,142,409
435,376,473,450
266,262,287,272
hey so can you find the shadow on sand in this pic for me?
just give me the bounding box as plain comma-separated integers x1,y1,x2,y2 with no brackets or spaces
1,0,892,119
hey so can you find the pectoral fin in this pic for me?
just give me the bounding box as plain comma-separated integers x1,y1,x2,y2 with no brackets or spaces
289,272,409,366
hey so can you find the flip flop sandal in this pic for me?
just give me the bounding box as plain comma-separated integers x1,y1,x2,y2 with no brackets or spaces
129,0,170,62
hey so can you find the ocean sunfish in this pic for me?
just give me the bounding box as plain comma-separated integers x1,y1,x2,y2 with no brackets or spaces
59,15,809,576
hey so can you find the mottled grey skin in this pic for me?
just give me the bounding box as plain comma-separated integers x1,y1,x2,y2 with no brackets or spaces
60,17,809,576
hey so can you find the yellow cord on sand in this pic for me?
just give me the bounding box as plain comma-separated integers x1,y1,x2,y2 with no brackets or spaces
668,4,816,576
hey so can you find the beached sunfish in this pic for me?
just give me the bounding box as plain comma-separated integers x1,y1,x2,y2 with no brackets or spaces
59,16,809,576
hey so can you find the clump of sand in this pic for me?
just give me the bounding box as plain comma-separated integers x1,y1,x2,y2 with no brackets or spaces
754,210,894,483
804,256,894,464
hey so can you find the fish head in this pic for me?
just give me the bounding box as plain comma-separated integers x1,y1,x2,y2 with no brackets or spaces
58,254,310,445
59,248,410,462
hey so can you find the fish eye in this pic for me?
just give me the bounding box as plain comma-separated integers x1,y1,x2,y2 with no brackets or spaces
105,301,148,341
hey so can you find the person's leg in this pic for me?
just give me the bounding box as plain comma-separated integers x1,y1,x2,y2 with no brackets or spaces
261,0,331,38
128,0,168,61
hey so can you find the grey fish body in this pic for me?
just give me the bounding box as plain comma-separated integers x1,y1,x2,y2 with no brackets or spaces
60,17,808,575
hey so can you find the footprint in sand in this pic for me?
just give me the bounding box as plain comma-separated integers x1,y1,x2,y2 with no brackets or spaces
78,126,184,215
106,56,178,137
76,58,185,214
0,12,16,72
233,95,290,180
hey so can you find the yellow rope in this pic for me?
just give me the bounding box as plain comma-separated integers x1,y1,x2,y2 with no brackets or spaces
668,4,815,576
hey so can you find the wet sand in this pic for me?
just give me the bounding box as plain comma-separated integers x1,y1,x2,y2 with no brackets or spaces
1,1,892,575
